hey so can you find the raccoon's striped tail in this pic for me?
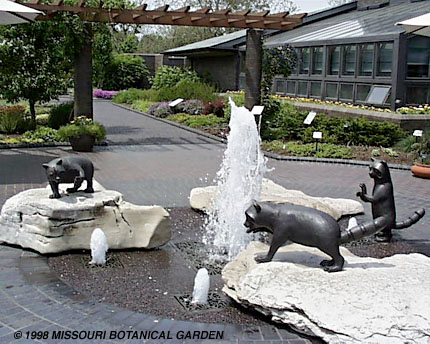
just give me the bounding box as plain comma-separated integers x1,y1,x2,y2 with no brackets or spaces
339,216,387,244
394,209,425,229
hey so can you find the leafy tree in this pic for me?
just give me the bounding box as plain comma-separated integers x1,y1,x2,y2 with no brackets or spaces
101,55,150,90
0,22,72,121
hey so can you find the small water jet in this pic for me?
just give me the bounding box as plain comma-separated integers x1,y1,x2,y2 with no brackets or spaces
89,227,108,265
191,268,210,304
203,98,267,261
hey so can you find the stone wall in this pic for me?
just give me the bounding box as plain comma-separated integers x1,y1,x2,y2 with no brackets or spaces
190,54,239,91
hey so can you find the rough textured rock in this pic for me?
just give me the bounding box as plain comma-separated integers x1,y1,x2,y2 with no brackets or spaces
0,186,170,254
222,241,430,344
190,179,363,219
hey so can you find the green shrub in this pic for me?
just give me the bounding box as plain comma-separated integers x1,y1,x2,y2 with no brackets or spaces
155,80,217,104
102,55,150,91
48,102,74,129
0,105,31,134
147,102,173,118
167,114,228,128
131,100,154,113
175,99,204,115
262,141,353,159
151,66,200,90
21,127,64,143
58,116,106,142
112,88,158,104
261,102,407,147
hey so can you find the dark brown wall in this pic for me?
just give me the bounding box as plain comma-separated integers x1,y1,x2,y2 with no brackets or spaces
190,54,239,91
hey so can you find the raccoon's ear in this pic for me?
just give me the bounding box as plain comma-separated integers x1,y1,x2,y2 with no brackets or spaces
42,163,49,169
252,200,261,213
56,159,63,166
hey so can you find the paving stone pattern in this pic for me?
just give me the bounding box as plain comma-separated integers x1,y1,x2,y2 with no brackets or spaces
0,100,428,343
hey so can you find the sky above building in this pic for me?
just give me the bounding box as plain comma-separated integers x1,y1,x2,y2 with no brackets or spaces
295,0,331,13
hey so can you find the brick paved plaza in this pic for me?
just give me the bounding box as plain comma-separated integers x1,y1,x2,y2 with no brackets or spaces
0,100,428,343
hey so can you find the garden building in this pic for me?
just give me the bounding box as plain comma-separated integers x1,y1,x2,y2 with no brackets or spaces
165,0,430,110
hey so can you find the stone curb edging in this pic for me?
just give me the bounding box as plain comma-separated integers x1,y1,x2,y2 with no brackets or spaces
112,102,412,171
0,141,108,150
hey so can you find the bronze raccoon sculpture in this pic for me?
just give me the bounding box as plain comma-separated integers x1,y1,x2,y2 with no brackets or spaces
244,198,424,272
43,156,94,199
357,158,425,242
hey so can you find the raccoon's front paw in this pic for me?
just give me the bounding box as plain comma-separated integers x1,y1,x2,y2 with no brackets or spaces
255,255,272,264
49,193,61,199
324,264,343,273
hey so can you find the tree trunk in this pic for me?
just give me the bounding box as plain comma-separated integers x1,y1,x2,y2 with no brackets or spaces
244,29,263,111
74,23,93,119
29,99,36,123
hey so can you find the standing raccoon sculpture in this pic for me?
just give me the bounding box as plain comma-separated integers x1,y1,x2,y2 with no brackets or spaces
244,199,424,272
357,158,425,242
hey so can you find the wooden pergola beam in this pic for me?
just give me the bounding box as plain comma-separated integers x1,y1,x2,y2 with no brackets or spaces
21,2,305,30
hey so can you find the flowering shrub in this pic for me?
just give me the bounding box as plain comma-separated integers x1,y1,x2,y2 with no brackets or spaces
147,102,173,118
204,99,225,117
93,89,118,99
175,99,204,115
397,105,430,114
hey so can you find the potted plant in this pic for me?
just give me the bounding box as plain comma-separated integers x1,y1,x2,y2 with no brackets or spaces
58,116,106,152
409,132,430,179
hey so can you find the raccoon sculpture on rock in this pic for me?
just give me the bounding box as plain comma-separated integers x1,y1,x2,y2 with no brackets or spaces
244,200,424,272
357,158,425,242
43,156,94,199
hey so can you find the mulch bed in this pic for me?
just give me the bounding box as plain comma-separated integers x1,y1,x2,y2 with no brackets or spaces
48,208,429,326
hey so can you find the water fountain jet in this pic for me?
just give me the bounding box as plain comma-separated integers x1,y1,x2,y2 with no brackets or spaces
203,98,267,261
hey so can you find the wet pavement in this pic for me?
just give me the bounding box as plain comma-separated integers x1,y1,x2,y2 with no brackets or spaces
0,99,429,343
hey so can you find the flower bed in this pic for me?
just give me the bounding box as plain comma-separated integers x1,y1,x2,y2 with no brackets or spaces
93,89,118,99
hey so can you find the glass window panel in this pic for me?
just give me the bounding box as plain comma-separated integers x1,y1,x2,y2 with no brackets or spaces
340,84,353,100
325,83,338,99
298,81,308,96
406,86,430,105
310,82,322,97
377,42,393,77
356,84,371,101
328,46,340,75
407,36,430,78
359,44,374,76
342,45,356,76
286,81,296,94
239,74,245,90
275,79,286,93
299,48,310,74
366,85,391,104
312,47,323,75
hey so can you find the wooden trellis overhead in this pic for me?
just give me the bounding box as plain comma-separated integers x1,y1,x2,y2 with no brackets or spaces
18,1,306,30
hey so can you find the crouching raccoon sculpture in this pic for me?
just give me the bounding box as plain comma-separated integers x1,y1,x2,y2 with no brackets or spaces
43,156,94,199
244,200,424,272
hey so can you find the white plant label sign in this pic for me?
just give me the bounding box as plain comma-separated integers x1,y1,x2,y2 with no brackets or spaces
313,131,323,139
413,130,423,137
304,111,316,125
169,98,184,107
251,105,265,115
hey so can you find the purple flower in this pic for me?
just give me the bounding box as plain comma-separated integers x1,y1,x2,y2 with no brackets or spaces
93,89,119,99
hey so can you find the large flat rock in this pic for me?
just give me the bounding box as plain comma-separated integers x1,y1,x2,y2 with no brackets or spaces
222,241,430,344
190,179,363,220
0,187,171,254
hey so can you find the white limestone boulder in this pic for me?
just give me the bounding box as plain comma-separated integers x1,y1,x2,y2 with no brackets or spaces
190,179,363,219
0,187,171,254
222,241,430,344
